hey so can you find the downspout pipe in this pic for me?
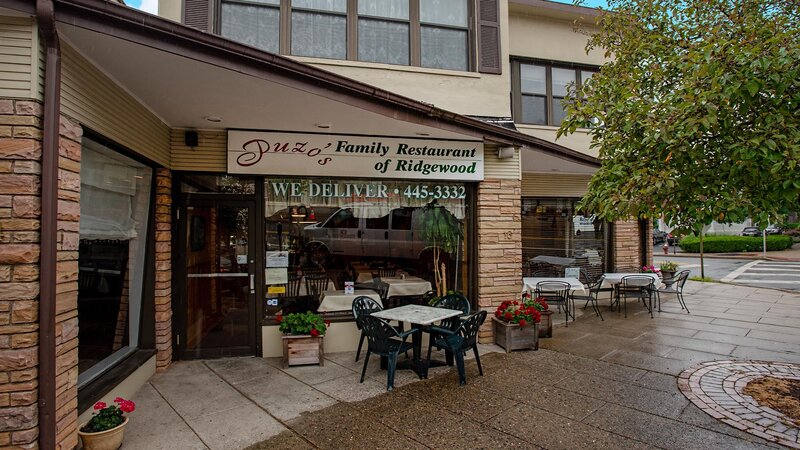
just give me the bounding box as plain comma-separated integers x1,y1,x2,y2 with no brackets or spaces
35,0,60,448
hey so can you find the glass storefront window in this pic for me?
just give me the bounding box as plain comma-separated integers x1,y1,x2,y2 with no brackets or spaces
521,198,607,280
263,178,471,319
78,137,152,386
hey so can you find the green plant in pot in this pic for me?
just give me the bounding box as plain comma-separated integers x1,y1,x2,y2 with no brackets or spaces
413,201,464,297
659,261,679,280
277,311,328,337
79,397,135,450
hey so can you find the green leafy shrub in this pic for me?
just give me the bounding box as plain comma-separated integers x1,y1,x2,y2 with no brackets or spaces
678,235,793,253
659,261,679,271
277,312,327,337
785,222,800,230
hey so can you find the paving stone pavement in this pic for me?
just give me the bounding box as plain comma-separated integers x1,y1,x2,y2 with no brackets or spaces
679,360,800,449
123,281,800,449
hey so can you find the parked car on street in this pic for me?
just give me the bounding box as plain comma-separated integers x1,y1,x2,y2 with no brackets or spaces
765,224,783,235
666,233,677,245
652,229,667,245
741,226,761,237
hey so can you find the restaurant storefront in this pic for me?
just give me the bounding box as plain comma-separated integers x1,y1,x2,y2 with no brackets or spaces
173,131,482,358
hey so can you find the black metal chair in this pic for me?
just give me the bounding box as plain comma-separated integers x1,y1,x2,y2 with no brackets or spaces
304,273,329,306
618,275,655,318
571,274,606,321
535,281,573,326
426,310,487,385
359,315,418,391
352,296,383,362
655,270,690,313
281,272,302,298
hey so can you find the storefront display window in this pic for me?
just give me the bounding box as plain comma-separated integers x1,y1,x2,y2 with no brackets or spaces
77,137,153,386
521,198,608,280
263,178,471,319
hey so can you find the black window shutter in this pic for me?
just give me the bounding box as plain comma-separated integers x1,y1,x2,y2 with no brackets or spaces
183,0,211,31
477,0,501,74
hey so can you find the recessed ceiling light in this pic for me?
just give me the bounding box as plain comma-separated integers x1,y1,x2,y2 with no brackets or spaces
315,123,332,129
415,132,431,136
204,115,222,123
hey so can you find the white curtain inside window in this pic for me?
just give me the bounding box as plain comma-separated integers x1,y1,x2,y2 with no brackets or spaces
79,145,151,240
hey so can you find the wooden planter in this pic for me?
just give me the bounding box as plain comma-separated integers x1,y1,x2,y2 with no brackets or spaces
538,310,553,338
493,316,539,353
282,335,324,368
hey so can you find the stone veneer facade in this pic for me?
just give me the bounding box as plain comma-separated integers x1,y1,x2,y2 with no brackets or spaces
476,178,522,343
0,100,82,449
612,219,653,270
154,169,172,371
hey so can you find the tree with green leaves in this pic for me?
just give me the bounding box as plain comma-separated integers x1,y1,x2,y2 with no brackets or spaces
560,0,800,271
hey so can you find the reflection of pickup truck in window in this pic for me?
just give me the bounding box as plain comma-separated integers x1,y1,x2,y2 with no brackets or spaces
303,205,447,263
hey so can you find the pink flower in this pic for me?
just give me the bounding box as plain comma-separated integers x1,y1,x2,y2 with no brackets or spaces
93,402,106,410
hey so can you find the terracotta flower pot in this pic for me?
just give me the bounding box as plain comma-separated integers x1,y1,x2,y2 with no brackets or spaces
78,417,128,450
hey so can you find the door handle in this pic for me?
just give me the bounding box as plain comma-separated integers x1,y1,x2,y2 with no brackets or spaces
249,273,255,292
384,231,388,240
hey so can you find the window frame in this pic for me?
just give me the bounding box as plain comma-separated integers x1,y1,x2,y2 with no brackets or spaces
511,59,599,127
216,0,476,71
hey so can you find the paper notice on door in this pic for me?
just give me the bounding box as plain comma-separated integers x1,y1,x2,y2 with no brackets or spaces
266,251,289,268
266,267,288,285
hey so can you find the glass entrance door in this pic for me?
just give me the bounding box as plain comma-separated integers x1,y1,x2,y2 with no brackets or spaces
180,201,256,358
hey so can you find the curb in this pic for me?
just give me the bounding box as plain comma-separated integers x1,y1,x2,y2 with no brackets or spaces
654,253,800,262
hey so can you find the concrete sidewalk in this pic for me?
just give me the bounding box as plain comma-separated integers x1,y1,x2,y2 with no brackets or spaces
123,281,800,449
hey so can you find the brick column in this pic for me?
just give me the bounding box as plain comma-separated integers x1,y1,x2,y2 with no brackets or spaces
612,219,649,270
476,179,522,343
154,169,172,371
0,99,43,449
54,115,82,449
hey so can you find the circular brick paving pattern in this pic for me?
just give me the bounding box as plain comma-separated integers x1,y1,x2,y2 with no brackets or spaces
678,360,800,449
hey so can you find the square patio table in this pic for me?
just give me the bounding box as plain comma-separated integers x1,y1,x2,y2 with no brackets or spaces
380,276,433,298
522,277,585,294
317,290,382,312
371,304,463,379
600,273,660,289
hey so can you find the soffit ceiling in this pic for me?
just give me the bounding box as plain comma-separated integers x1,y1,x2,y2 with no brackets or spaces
57,23,476,140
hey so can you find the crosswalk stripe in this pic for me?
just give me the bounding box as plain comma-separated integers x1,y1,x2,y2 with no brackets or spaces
747,268,800,272
731,280,800,284
736,273,800,277
721,260,761,283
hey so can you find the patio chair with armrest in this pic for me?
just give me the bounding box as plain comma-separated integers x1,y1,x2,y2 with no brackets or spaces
304,273,330,305
571,273,606,321
535,281,573,326
655,270,690,313
359,315,418,391
428,293,471,362
426,310,487,385
352,296,383,362
618,275,655,318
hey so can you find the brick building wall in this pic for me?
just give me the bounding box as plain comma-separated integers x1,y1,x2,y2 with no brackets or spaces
476,178,522,343
55,116,81,449
0,99,44,449
154,169,172,371
612,219,652,270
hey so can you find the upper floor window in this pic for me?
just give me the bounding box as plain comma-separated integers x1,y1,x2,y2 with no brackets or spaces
512,60,597,126
217,0,474,71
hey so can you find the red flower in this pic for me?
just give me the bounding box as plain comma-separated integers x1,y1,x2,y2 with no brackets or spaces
93,401,106,410
310,328,319,337
518,319,527,328
275,314,283,324
119,400,135,413
504,312,513,321
324,320,331,327
113,397,124,403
